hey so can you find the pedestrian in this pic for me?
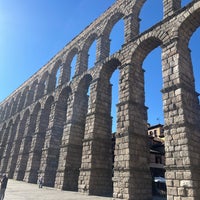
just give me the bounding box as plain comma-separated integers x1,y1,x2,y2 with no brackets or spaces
0,174,8,200
38,175,44,188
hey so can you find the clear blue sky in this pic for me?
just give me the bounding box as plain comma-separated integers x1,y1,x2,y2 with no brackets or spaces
0,0,199,127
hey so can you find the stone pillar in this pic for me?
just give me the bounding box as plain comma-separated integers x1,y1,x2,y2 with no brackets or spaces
24,98,53,183
6,110,30,178
96,35,110,62
0,125,10,159
163,0,181,18
78,78,113,196
75,50,88,76
55,91,88,191
39,126,63,187
124,13,139,43
38,98,67,187
112,64,152,200
23,131,46,183
0,120,16,173
24,89,35,107
46,74,56,93
13,111,38,181
13,135,32,180
60,63,70,84
162,39,200,199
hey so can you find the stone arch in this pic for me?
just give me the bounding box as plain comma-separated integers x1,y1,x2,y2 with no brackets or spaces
178,6,200,44
35,71,49,100
49,59,63,89
1,103,9,121
0,123,7,143
3,100,10,120
77,74,92,93
77,33,98,74
78,59,121,196
112,37,163,199
39,87,71,187
139,0,163,32
125,0,146,38
18,86,29,112
15,102,41,181
104,12,124,39
175,5,200,119
24,96,54,183
0,119,13,167
39,96,54,132
128,35,163,102
9,109,30,178
0,115,20,173
114,0,146,41
100,58,121,82
11,93,21,115
55,75,91,191
25,79,38,107
64,47,79,81
0,107,3,121
100,12,124,58
7,98,15,118
131,36,162,67
182,0,193,7
162,6,200,199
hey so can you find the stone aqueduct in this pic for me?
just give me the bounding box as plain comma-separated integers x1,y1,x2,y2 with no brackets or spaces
0,0,200,199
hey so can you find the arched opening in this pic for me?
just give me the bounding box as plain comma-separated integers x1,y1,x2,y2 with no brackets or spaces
80,34,97,72
109,68,120,197
70,54,77,80
100,12,124,59
88,40,97,69
11,94,20,115
110,70,119,133
0,115,20,173
35,72,49,100
57,75,91,191
143,47,163,125
110,19,124,55
139,0,163,32
39,87,70,187
189,27,200,102
24,96,54,184
182,0,192,7
6,100,12,118
0,123,6,144
143,46,165,197
16,103,41,181
25,80,38,107
18,87,29,111
0,107,3,121
64,48,78,82
2,103,8,121
79,58,120,197
10,109,30,179
128,37,165,198
55,67,61,88
0,119,13,169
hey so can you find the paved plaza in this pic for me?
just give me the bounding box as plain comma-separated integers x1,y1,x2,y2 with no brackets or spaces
4,179,166,200
4,179,112,200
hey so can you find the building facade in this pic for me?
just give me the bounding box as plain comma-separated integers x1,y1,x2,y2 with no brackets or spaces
0,0,200,199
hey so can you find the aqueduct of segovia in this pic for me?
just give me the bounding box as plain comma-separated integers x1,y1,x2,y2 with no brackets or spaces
0,0,200,199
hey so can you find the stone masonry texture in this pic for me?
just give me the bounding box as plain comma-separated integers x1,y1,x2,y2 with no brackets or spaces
0,0,200,199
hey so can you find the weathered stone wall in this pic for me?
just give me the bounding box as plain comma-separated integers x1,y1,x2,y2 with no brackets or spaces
0,0,200,199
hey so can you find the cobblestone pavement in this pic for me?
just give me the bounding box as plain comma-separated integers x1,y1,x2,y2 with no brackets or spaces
4,179,166,200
